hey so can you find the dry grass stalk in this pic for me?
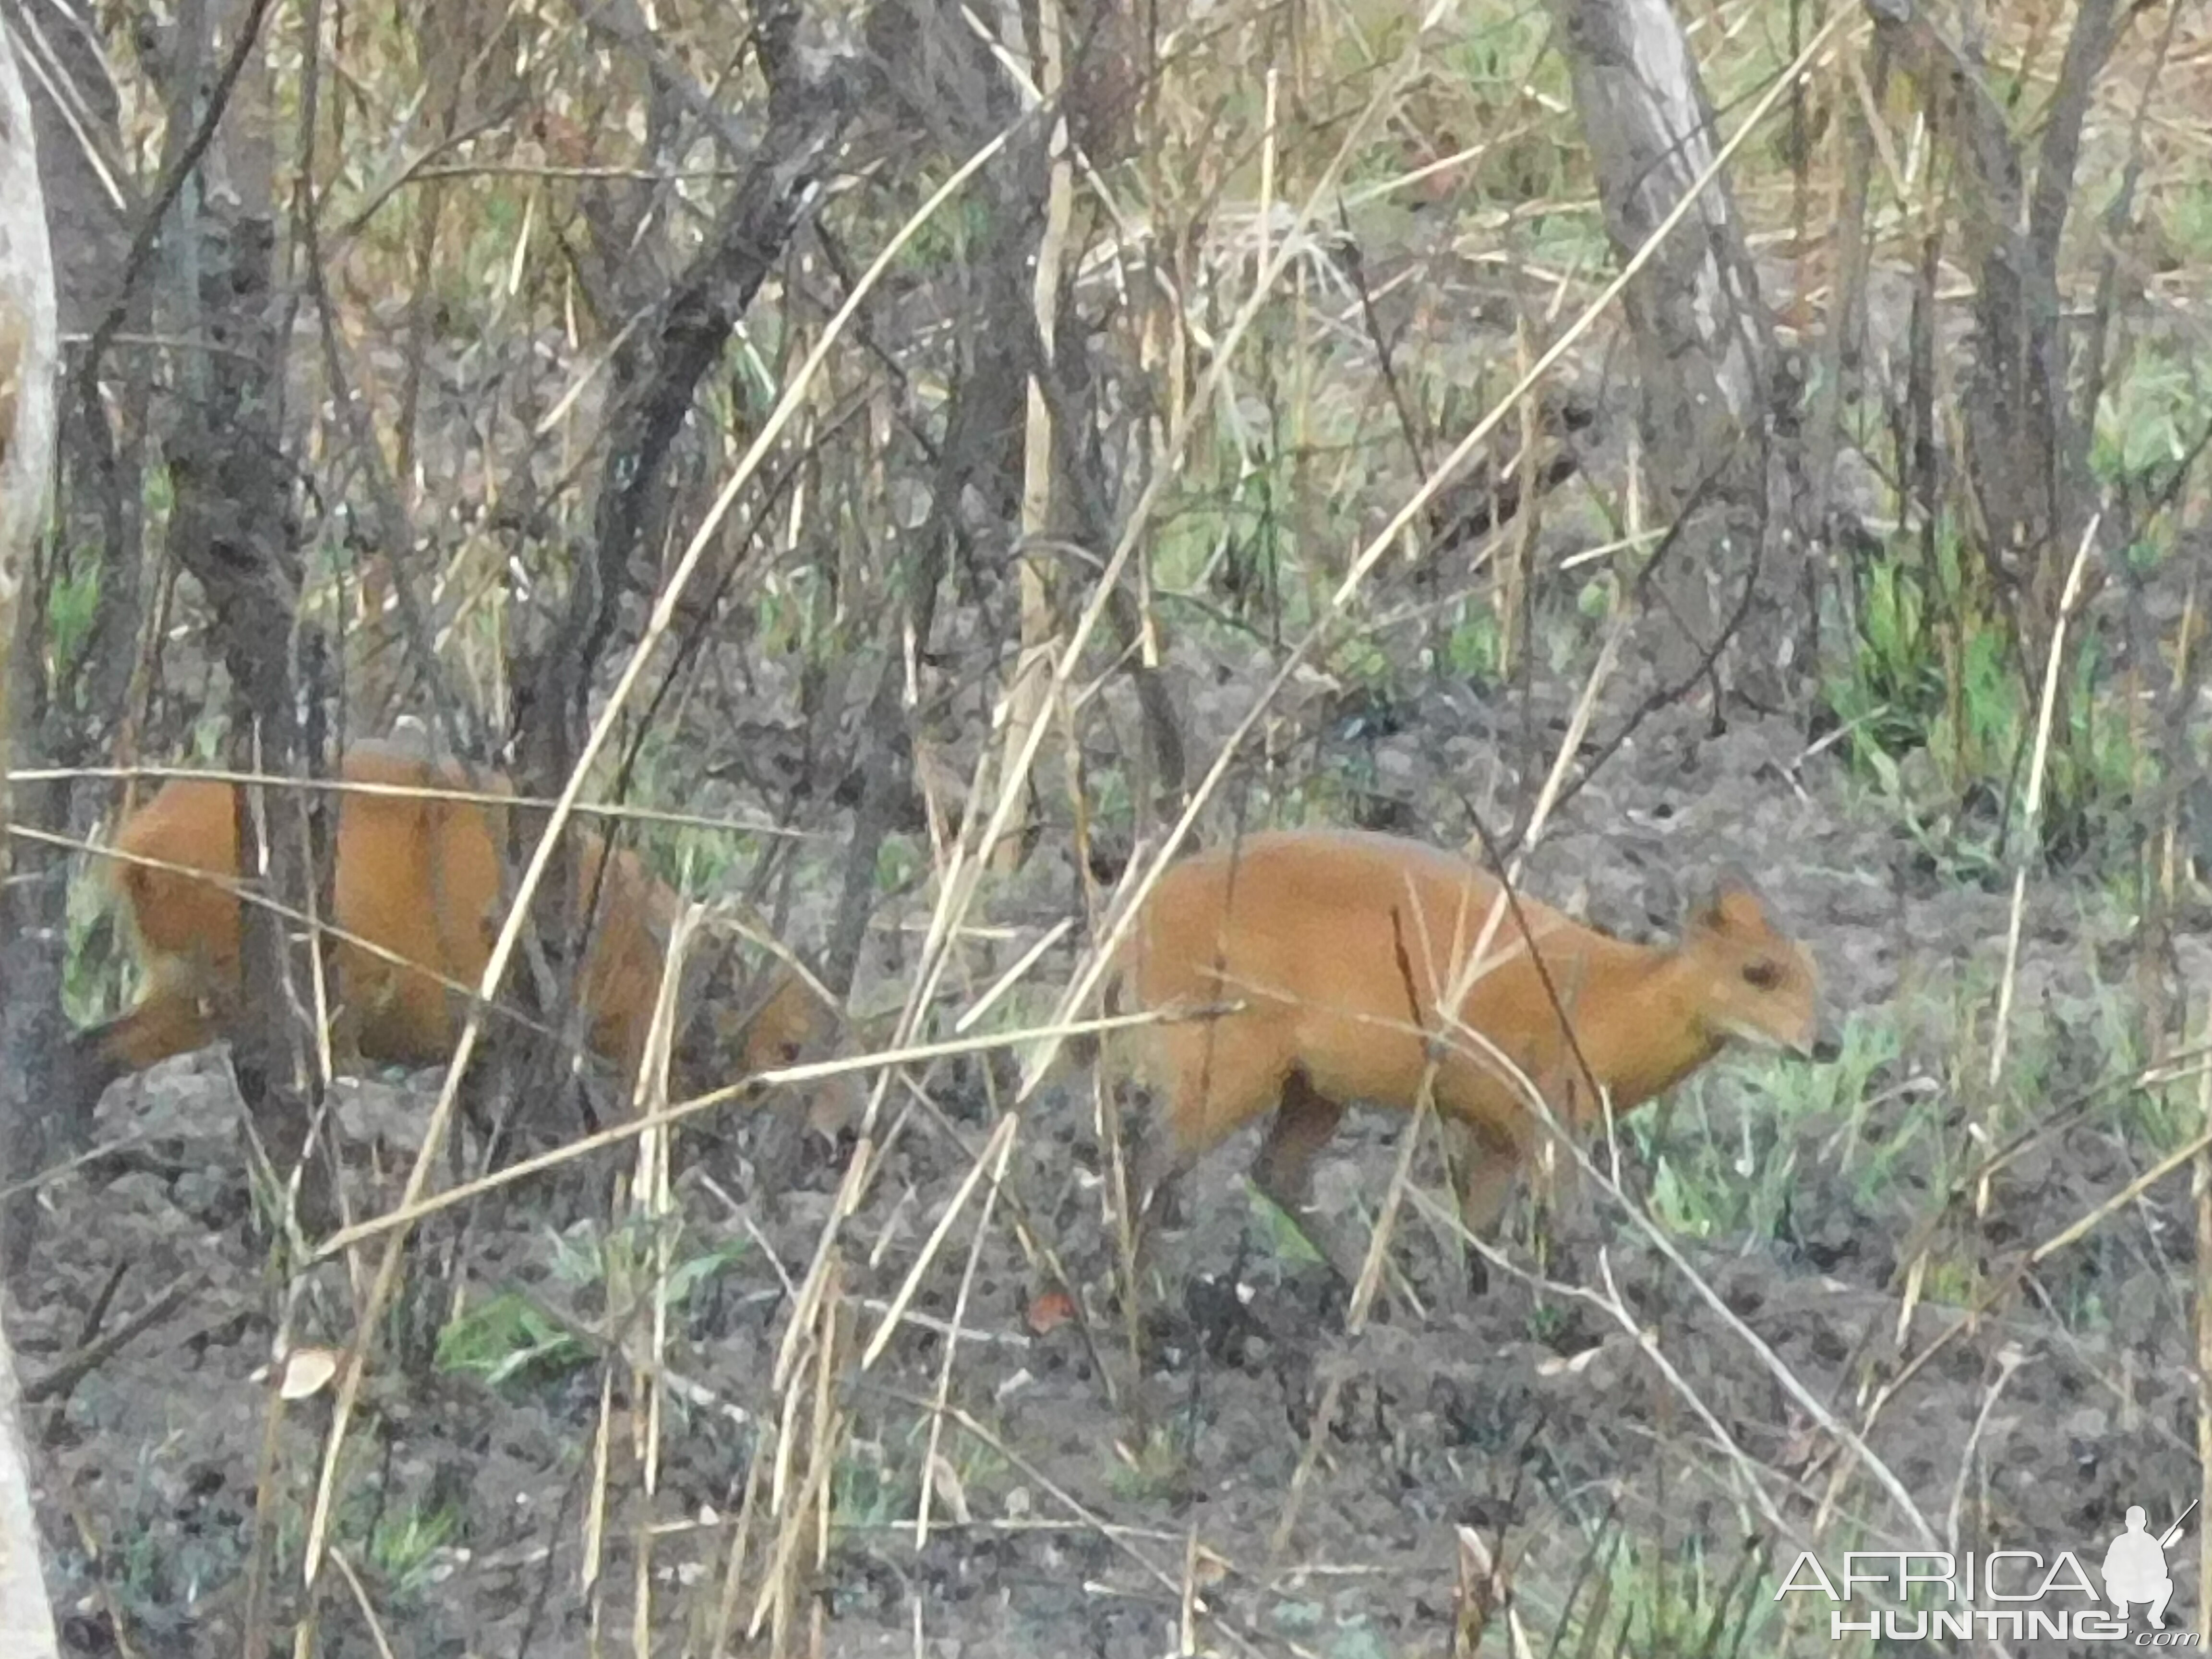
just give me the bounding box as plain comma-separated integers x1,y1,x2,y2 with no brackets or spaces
993,0,1079,875
325,1547,400,1659
626,899,696,1650
750,1255,846,1652
1034,7,1850,1096
1267,697,1611,1556
1983,517,2102,1100
1091,16,1817,1474
760,39,1421,1376
299,133,1017,1588
911,1113,1018,1549
1450,1524,1513,1656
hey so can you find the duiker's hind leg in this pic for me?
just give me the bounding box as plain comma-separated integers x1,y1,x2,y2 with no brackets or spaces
1452,1117,1527,1239
1442,1113,1533,1298
1250,1071,1358,1282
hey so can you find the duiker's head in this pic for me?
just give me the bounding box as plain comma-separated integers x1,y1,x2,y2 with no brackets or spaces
675,944,859,1136
1679,874,1829,1060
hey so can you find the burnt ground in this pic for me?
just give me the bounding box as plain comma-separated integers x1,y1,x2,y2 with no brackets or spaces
9,671,2205,1659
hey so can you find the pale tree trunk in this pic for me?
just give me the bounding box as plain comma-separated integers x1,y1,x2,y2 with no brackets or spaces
1548,0,1807,708
0,1318,52,1659
0,0,65,1648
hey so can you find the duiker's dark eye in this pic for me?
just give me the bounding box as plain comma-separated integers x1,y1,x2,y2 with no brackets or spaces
1743,960,1783,991
779,1041,803,1063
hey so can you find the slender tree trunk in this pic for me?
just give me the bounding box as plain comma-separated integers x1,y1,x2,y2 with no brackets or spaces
0,0,64,1276
1548,0,1806,709
157,0,336,1224
0,0,66,1646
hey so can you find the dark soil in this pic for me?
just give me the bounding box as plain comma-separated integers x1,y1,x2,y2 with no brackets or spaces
12,687,2199,1659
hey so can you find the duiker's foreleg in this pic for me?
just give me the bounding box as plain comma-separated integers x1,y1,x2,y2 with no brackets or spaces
1250,1072,1360,1283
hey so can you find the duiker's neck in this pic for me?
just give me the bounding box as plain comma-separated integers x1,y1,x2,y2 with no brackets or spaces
1547,935,1722,1118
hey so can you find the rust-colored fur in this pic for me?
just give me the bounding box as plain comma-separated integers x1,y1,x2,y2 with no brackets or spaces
70,741,851,1129
1119,828,1824,1273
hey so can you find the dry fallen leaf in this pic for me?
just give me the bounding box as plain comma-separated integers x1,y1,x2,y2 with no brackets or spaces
1025,1289,1077,1335
279,1346,342,1400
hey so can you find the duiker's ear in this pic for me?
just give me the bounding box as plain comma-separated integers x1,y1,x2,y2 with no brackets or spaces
1684,865,1766,935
